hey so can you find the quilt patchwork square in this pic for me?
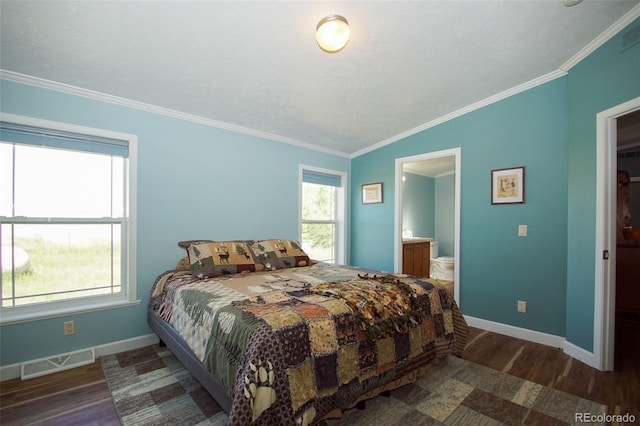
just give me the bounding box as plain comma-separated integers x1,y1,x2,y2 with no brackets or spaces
443,310,454,334
333,312,357,345
261,308,303,330
409,324,424,358
423,317,436,343
279,322,311,366
314,352,339,392
294,303,329,320
394,330,411,361
376,336,395,368
337,344,358,385
358,338,378,371
428,291,443,313
288,360,317,412
318,298,352,315
434,313,446,336
309,318,338,354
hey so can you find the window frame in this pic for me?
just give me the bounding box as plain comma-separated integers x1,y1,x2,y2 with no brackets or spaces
0,113,138,325
299,165,347,265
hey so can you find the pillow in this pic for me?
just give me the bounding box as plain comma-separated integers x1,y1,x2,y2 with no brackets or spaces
176,256,190,271
178,239,215,250
248,239,310,270
188,241,256,278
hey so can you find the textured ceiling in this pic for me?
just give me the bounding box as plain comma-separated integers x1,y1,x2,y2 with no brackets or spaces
1,1,639,157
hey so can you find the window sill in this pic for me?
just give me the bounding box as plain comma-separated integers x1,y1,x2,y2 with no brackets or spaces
0,297,141,325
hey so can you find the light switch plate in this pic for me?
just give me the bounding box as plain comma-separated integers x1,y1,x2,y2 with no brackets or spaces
517,300,527,313
518,225,527,237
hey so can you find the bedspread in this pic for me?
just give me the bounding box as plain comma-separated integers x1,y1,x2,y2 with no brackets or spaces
149,264,467,425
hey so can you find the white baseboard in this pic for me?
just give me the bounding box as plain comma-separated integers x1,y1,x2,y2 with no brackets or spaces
464,315,565,349
0,333,158,381
465,315,603,369
563,340,598,369
93,333,159,358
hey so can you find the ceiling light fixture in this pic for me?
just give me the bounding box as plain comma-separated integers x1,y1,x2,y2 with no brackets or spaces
316,15,350,53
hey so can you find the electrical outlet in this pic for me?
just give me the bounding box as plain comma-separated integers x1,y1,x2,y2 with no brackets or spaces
63,320,75,336
518,225,528,237
517,300,527,313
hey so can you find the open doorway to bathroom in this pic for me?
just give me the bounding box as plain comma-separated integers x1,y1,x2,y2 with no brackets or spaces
394,148,461,306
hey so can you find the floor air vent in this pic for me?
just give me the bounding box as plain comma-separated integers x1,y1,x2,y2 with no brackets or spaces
21,348,95,380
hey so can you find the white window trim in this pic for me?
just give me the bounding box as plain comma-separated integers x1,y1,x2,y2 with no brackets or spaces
298,164,348,265
0,113,138,325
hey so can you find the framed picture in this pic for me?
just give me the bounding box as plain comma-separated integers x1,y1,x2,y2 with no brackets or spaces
362,182,383,204
491,167,525,204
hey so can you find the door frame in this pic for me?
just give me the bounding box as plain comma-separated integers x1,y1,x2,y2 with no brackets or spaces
595,96,640,371
394,147,461,306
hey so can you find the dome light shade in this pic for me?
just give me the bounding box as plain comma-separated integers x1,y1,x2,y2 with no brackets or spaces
316,15,350,53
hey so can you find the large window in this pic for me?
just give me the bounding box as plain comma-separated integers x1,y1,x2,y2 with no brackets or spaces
300,166,347,264
0,115,137,323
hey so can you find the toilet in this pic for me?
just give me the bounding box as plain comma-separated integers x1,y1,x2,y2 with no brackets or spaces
429,240,455,281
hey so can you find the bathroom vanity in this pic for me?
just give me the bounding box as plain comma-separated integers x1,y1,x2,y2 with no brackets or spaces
402,238,431,277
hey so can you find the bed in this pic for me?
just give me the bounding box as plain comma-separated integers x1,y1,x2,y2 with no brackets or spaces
148,239,468,425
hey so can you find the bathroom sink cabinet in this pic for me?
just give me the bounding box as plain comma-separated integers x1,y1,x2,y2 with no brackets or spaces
402,241,430,277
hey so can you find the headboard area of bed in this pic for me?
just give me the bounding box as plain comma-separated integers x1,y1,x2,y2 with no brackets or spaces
180,239,311,277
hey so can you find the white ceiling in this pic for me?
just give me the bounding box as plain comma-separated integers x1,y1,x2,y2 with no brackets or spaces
404,157,456,178
1,1,639,157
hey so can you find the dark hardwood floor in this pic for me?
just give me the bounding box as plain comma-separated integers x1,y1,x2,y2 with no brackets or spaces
464,318,640,420
0,360,119,425
1,321,638,425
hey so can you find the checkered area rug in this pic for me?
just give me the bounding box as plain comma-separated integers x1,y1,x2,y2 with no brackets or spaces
326,355,607,425
102,345,607,425
100,345,228,425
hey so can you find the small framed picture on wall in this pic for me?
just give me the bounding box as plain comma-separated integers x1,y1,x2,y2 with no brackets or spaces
491,167,525,204
362,182,383,204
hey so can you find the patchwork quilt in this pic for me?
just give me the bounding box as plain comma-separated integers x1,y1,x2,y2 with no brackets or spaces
149,263,468,425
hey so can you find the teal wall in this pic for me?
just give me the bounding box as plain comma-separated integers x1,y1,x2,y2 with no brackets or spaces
401,172,435,239
565,18,640,351
352,78,569,337
351,18,640,350
435,173,455,258
0,80,349,366
401,171,455,258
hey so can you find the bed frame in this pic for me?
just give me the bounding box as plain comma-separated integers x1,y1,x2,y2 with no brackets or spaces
147,310,233,413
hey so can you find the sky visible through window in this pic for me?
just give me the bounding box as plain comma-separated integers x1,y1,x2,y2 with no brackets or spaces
1,143,123,244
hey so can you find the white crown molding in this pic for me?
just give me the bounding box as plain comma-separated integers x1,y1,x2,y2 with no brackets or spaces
351,69,567,159
0,69,351,159
560,4,640,71
436,170,455,179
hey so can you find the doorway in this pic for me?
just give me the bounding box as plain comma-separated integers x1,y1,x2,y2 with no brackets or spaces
596,96,640,371
394,148,461,306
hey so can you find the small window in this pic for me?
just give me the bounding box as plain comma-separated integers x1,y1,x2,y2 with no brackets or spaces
300,166,347,264
0,115,137,323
